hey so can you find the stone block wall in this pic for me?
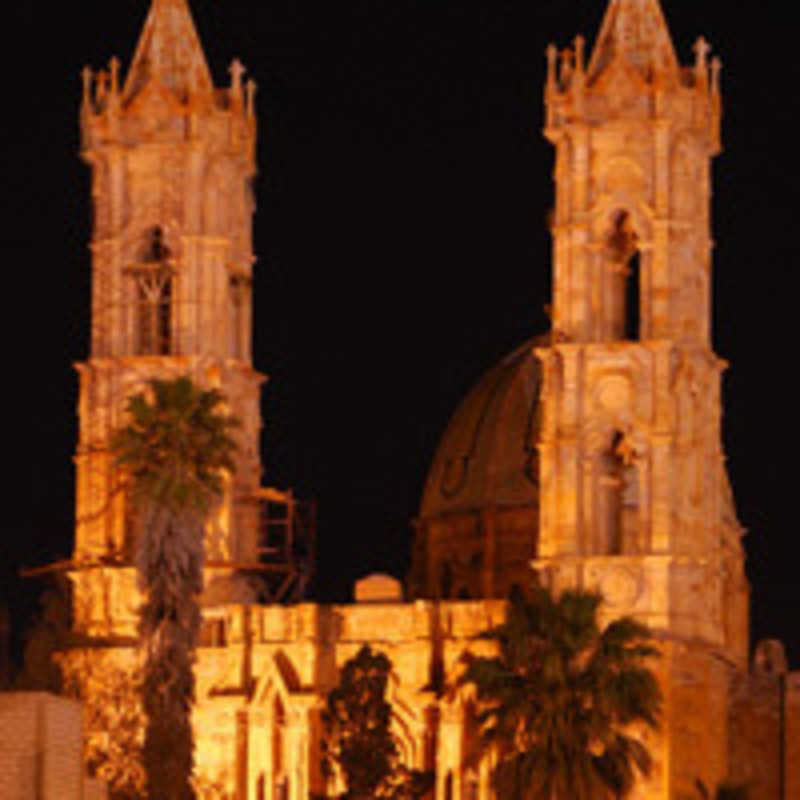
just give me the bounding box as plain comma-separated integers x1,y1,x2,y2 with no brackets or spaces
0,691,106,800
728,659,800,800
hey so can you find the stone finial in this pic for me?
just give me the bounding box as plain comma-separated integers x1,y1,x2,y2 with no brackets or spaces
560,48,573,86
546,43,558,91
95,69,108,105
109,57,120,96
694,36,710,88
229,58,245,108
81,66,93,109
574,35,585,77
245,78,257,118
710,56,722,95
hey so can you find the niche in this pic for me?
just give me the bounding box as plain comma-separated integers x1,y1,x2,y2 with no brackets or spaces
131,226,173,355
596,431,639,555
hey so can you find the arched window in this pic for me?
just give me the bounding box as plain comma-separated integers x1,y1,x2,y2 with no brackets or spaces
131,227,174,354
625,251,641,340
606,211,640,341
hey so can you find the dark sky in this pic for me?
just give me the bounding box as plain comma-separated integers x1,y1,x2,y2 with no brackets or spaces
2,1,797,666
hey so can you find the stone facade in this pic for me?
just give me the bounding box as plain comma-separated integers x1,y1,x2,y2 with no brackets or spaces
51,1,799,799
0,692,108,800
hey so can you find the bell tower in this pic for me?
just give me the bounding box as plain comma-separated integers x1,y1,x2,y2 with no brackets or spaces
70,0,266,636
533,0,748,794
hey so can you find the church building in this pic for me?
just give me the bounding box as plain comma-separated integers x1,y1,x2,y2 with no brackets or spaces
57,0,799,798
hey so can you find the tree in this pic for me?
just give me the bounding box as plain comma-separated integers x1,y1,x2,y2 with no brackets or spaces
111,376,238,800
461,585,662,800
61,652,147,800
322,645,433,799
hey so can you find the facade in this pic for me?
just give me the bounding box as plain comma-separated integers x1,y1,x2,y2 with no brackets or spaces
55,0,798,799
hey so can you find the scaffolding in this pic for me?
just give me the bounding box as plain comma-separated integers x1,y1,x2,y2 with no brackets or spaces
22,487,317,606
251,487,316,603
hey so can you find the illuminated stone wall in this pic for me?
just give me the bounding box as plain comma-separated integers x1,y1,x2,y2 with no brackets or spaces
728,644,800,800
0,692,107,800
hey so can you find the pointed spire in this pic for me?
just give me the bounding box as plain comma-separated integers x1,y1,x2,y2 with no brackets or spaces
122,0,214,105
586,0,679,85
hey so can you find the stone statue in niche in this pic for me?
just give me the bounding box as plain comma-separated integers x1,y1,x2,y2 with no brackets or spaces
597,429,641,555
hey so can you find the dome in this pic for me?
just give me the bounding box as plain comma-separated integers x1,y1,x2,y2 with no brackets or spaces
419,336,545,519
409,336,546,600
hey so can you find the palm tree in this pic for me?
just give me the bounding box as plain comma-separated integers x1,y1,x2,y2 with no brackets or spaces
461,585,661,800
321,645,433,799
112,376,238,800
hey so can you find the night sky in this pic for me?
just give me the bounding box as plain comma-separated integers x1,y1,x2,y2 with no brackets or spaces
2,1,797,667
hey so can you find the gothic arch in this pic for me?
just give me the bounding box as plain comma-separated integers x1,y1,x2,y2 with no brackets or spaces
437,670,491,800
385,672,427,770
250,654,304,800
251,652,299,709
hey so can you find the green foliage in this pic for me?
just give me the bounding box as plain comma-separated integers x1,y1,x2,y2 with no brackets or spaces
112,376,238,800
112,376,238,514
461,585,662,800
322,645,433,799
61,653,146,800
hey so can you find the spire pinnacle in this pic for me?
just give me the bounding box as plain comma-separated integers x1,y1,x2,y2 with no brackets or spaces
586,0,679,84
122,0,214,105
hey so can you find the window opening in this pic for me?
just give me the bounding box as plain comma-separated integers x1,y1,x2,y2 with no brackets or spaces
606,211,640,341
131,227,174,355
625,251,641,341
444,772,453,800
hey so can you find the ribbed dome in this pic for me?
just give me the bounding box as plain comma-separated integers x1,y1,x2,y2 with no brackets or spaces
420,336,546,519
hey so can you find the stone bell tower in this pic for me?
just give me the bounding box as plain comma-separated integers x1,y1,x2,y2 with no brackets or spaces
70,0,266,637
532,0,749,794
